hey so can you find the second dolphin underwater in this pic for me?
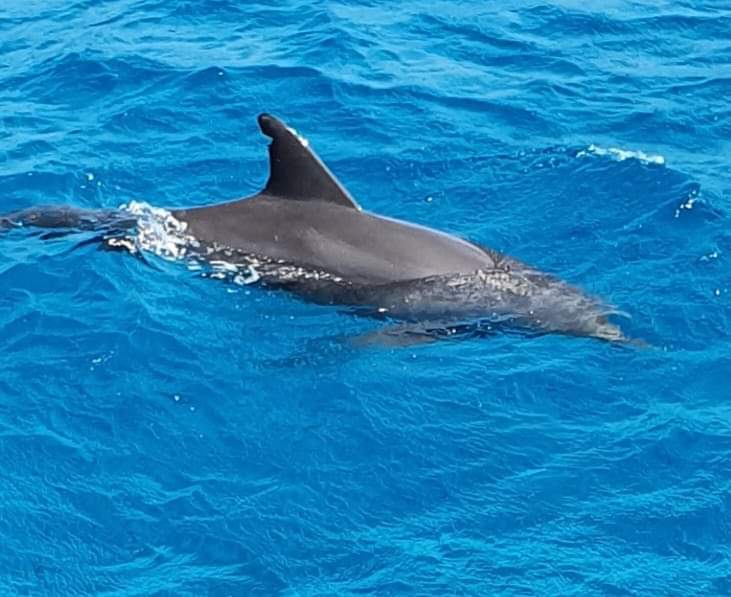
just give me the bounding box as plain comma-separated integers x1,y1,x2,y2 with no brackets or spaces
2,113,628,343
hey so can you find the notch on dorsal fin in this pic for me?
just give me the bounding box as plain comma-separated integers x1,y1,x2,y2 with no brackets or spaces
257,113,360,210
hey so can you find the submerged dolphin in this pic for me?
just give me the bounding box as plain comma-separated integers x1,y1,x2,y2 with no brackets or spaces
1,113,626,342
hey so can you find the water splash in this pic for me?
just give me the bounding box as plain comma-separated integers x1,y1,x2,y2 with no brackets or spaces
117,201,262,286
119,201,198,260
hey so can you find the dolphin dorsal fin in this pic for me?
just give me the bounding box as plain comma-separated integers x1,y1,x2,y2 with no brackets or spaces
257,113,360,210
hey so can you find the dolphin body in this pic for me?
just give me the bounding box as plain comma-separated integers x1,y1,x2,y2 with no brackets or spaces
1,113,625,342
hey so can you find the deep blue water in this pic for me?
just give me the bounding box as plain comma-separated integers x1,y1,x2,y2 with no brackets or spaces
1,1,731,594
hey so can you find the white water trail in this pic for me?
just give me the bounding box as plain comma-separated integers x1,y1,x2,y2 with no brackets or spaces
577,144,665,165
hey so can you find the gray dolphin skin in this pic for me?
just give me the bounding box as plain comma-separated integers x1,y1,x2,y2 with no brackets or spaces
173,114,624,342
1,113,626,343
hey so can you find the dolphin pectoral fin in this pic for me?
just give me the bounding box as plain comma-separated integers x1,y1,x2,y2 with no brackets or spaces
257,113,361,210
349,321,498,348
349,325,440,348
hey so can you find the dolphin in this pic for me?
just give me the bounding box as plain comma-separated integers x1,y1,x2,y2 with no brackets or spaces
1,113,626,343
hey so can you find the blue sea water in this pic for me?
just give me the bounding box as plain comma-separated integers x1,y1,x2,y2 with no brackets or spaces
1,0,730,594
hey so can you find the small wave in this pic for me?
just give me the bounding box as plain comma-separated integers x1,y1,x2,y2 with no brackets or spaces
577,144,666,165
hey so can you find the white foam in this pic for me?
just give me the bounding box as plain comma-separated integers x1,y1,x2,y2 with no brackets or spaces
208,259,261,285
674,186,700,218
119,200,198,260
577,144,665,165
233,269,260,285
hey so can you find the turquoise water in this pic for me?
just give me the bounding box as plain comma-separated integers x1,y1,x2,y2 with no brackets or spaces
1,1,730,594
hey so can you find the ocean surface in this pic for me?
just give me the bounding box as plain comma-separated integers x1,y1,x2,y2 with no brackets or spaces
1,1,730,595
